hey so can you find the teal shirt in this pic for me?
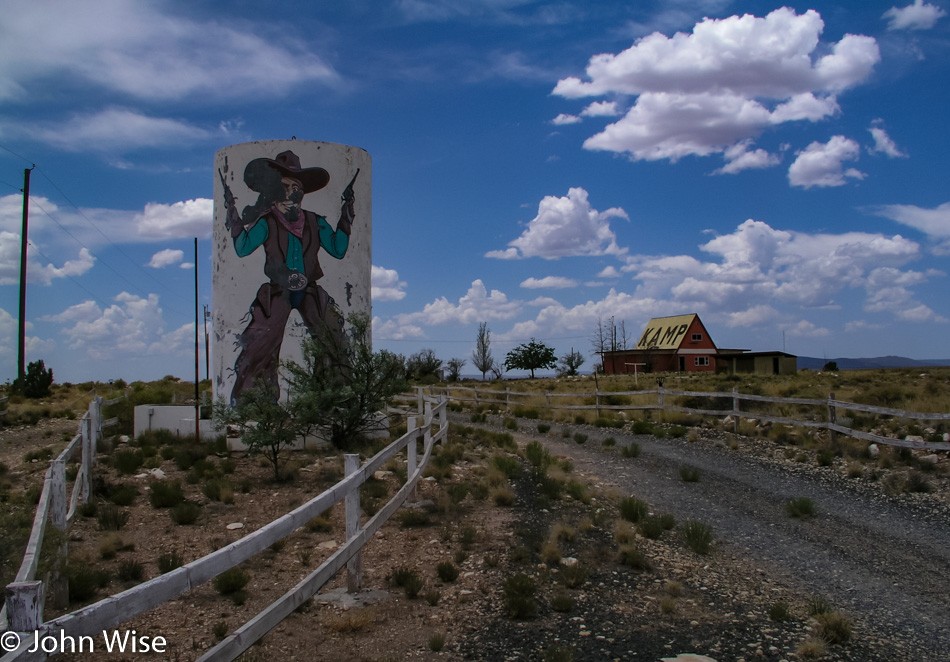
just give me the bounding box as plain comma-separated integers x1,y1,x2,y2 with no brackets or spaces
234,215,348,272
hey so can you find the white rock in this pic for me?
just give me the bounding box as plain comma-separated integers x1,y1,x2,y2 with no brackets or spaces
905,435,925,444
318,540,338,550
868,444,880,459
373,471,392,480
226,522,244,530
919,454,939,465
561,557,579,568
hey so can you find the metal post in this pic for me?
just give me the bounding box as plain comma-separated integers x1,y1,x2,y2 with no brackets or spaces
344,454,362,592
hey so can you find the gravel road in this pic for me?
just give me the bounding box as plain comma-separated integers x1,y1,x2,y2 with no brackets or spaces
452,412,950,661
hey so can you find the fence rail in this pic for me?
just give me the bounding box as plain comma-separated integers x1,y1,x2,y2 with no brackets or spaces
2,394,447,662
429,384,950,451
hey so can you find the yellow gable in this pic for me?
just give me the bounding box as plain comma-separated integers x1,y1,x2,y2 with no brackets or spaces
634,314,697,350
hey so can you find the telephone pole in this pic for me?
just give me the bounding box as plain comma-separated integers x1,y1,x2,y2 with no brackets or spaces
203,305,211,381
17,166,35,382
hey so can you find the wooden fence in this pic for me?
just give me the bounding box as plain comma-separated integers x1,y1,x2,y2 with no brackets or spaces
428,384,950,451
1,394,447,662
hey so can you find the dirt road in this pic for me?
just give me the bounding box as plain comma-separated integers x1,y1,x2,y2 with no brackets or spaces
452,412,950,661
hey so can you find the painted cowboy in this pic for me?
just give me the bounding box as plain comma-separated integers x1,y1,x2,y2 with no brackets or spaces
222,150,358,405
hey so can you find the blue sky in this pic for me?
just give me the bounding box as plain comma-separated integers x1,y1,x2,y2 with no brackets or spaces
1,0,949,383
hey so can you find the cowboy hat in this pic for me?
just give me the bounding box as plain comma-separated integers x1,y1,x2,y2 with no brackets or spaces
244,150,330,194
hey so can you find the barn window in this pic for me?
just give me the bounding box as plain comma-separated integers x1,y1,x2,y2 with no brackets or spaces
691,333,703,341
695,356,709,367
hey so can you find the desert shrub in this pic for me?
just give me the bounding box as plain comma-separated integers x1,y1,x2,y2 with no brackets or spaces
108,484,138,506
816,449,835,467
201,477,232,502
815,611,853,644
437,561,459,583
537,474,563,500
213,567,250,595
639,515,667,540
398,509,431,528
66,560,109,603
428,633,445,652
157,550,185,574
446,482,469,504
769,601,791,622
491,455,521,478
631,421,654,435
618,545,652,571
620,443,641,458
458,525,478,548
503,418,517,431
170,501,200,525
679,465,701,482
148,480,184,508
491,486,515,506
391,567,424,598
544,644,575,662
108,448,141,475
503,574,537,619
681,520,713,555
565,480,589,504
524,441,551,469
786,497,816,518
558,563,588,588
601,437,617,448
537,423,551,434
572,432,587,444
807,595,832,616
424,589,441,606
117,559,144,582
551,592,574,613
619,497,648,523
97,504,128,531
540,541,561,565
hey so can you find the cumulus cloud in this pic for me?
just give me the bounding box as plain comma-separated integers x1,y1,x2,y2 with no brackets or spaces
135,199,213,240
788,136,865,188
871,201,950,254
786,320,830,337
401,280,522,326
883,0,947,30
553,8,878,169
0,0,339,103
486,187,628,260
0,232,96,286
551,113,582,125
41,292,193,359
713,140,781,175
0,307,54,366
148,249,184,269
520,276,578,289
581,101,620,117
597,265,621,278
372,265,408,301
868,122,907,158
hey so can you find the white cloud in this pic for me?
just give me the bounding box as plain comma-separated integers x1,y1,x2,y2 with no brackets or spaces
551,113,582,125
868,123,907,158
0,307,54,365
581,101,620,117
401,279,522,326
724,305,780,328
372,265,408,301
553,8,878,167
713,140,781,175
0,232,96,286
42,292,193,360
883,0,947,30
372,316,425,341
786,320,830,337
148,249,185,269
0,1,339,103
14,108,209,152
788,136,865,188
135,199,213,240
871,201,950,254
487,187,628,260
597,265,621,278
520,276,578,289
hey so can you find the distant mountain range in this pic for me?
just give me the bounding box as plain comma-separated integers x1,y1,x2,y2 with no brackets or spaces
796,355,950,371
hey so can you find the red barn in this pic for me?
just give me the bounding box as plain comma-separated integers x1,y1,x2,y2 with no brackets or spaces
602,314,718,374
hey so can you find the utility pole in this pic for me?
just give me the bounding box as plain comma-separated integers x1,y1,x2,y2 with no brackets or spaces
17,166,35,382
203,305,211,382
194,238,200,444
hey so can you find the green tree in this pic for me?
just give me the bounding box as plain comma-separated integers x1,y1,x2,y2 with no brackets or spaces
212,380,300,482
285,312,408,450
472,322,494,380
504,339,557,378
12,359,54,398
446,358,467,382
557,349,585,377
407,349,442,382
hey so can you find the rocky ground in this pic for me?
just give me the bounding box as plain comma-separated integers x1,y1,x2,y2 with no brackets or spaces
1,408,948,662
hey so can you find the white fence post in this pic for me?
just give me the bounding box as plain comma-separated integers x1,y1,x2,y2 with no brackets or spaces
50,459,69,608
344,454,362,593
80,414,92,503
828,393,838,444
5,580,44,632
732,386,740,433
406,416,419,502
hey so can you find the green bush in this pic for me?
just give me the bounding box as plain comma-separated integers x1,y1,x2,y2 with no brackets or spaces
618,545,652,571
170,501,200,525
572,432,587,444
551,592,574,613
108,484,138,507
619,497,648,523
491,455,521,478
213,567,250,595
524,441,551,468
786,497,816,518
558,563,588,589
503,574,537,619
537,423,551,434
111,449,144,475
66,560,109,603
620,443,641,458
681,520,713,555
679,465,701,482
157,550,185,574
148,480,184,508
97,504,128,531
117,559,144,582
436,561,459,583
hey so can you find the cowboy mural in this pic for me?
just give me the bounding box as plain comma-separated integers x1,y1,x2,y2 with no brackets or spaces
220,149,360,405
